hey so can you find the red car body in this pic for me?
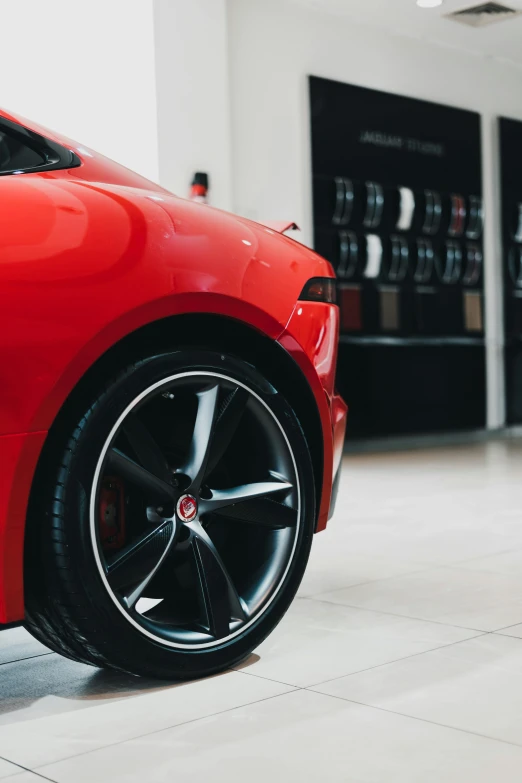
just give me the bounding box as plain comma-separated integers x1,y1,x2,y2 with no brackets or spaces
0,108,347,625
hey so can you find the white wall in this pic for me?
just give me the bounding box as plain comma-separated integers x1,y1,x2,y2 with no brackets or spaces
227,0,522,429
154,0,232,209
0,0,159,182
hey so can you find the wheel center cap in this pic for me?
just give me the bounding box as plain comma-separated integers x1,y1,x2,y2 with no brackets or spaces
177,494,198,522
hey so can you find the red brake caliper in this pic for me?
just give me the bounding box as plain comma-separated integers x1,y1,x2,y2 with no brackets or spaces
99,477,126,551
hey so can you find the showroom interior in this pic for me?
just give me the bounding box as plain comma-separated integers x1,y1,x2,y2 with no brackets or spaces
3,0,522,780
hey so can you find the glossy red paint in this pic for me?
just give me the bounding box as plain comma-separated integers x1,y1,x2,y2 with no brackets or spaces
0,109,347,623
280,300,346,531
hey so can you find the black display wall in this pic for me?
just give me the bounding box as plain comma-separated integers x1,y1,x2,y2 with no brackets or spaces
309,76,486,438
500,118,522,425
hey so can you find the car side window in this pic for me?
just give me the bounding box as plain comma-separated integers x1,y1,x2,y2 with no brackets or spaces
0,128,46,173
0,117,81,176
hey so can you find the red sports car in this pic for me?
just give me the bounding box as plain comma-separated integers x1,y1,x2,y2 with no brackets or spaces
0,109,347,679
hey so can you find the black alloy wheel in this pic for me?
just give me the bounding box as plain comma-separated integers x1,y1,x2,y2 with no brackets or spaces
25,350,316,678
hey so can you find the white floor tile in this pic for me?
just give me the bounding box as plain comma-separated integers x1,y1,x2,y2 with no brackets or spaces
336,445,522,565
35,689,522,783
454,548,522,575
298,537,428,597
0,670,291,769
314,634,522,745
0,759,23,780
334,513,522,566
235,597,477,687
0,628,50,667
316,565,522,631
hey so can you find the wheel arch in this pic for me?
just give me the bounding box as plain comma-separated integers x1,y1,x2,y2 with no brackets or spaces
31,313,325,531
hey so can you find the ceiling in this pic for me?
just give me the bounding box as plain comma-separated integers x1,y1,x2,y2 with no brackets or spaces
288,0,522,66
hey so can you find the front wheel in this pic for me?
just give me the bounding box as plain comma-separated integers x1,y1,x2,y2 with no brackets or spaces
25,349,316,679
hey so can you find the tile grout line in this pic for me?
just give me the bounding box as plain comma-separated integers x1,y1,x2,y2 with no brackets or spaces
233,668,305,689
308,595,489,632
302,550,470,598
304,689,522,752
445,544,522,569
297,563,438,599
0,652,54,668
302,631,491,689
232,632,489,690
22,687,300,774
494,630,522,639
492,620,522,633
0,754,58,783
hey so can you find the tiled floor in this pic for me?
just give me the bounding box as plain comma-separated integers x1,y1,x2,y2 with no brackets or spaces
2,440,522,781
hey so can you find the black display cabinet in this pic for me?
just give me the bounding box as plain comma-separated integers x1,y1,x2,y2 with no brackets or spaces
310,76,486,438
499,117,522,424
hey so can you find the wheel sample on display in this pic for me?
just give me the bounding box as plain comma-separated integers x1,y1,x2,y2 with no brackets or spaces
436,241,463,285
363,234,383,279
466,196,484,240
463,243,483,287
414,238,435,284
386,235,410,283
448,194,467,238
332,177,355,226
337,230,360,280
421,190,442,236
363,182,385,230
396,187,415,232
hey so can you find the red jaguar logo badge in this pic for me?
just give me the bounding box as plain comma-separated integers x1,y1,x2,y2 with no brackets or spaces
177,494,198,522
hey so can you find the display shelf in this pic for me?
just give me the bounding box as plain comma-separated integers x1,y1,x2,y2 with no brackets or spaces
339,335,485,347
310,75,485,437
500,117,522,425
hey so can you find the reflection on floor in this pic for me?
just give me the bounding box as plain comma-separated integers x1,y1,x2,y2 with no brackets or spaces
2,441,522,781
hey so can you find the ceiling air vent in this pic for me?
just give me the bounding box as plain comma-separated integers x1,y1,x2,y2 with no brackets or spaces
446,2,522,27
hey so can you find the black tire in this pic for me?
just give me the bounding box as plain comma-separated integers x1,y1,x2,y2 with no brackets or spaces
24,350,315,679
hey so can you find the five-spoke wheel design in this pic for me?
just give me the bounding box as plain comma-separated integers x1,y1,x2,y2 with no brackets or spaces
91,372,301,649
